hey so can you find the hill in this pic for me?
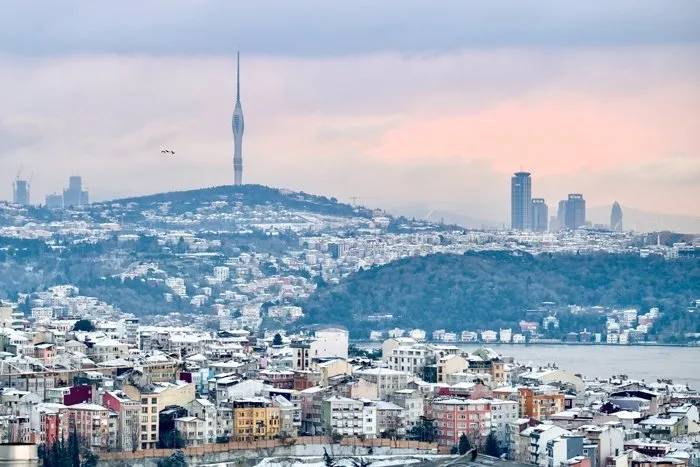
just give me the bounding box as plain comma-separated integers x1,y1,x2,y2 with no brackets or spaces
108,184,372,218
301,251,700,340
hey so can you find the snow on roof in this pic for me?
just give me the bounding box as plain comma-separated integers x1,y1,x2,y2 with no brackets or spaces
68,403,108,411
612,410,641,420
640,416,680,426
174,416,201,423
356,367,409,376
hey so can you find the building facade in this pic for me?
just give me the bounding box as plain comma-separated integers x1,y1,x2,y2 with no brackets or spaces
565,194,586,229
511,172,532,230
531,198,548,232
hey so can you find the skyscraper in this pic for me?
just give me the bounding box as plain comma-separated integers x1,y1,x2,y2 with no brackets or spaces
610,201,623,232
12,179,30,206
63,176,89,208
531,198,548,232
555,199,567,231
232,51,245,186
511,171,532,230
565,194,586,229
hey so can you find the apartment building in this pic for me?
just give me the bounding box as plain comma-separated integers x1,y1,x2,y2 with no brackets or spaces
519,387,566,420
231,397,280,441
429,398,492,447
321,396,376,438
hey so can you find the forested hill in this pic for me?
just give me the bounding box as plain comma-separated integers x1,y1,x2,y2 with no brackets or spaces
301,252,700,340
110,184,372,218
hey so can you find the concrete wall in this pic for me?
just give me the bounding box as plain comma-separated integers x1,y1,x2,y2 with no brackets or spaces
97,437,437,467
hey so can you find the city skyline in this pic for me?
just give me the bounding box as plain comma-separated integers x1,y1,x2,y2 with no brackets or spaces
0,3,698,463
0,2,699,231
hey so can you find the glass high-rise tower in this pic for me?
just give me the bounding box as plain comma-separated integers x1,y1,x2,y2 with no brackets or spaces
610,201,623,232
511,171,532,230
531,198,548,232
565,193,586,229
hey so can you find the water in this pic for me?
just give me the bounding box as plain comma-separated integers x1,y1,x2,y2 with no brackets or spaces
356,343,700,388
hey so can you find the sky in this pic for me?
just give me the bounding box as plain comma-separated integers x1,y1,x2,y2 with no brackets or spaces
1,1,699,230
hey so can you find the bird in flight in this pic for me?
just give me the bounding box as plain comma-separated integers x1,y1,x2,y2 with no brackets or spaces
160,146,176,156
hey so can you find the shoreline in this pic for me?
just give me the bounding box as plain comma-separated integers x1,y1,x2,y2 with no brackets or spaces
351,340,700,348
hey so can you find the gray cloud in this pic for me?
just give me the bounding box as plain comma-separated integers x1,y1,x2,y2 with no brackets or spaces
1,1,699,57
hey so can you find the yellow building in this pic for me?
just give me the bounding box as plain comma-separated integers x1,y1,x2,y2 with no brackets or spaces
231,397,280,441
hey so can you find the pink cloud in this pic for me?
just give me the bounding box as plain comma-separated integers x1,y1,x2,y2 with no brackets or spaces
367,86,700,177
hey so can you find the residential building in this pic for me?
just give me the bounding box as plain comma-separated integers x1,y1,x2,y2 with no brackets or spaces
230,397,280,441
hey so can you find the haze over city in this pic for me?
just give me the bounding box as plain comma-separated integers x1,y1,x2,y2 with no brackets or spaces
1,1,699,232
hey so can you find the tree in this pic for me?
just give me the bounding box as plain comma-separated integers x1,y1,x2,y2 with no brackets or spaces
80,451,99,467
68,429,81,467
272,333,283,346
381,413,403,440
351,458,373,467
458,433,471,455
157,450,187,467
158,429,186,449
323,447,337,467
483,432,501,457
39,439,70,467
72,319,95,332
407,416,437,443
38,432,88,467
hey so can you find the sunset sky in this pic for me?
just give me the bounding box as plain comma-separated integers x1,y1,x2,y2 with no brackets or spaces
1,1,699,228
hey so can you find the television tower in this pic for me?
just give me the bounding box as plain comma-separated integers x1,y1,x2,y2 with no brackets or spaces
232,51,245,185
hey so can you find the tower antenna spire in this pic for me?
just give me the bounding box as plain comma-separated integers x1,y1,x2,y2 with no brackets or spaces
236,50,240,102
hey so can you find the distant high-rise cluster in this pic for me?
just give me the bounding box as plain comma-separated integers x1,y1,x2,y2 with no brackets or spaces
511,172,548,231
610,201,623,232
41,176,89,209
12,179,30,206
552,195,586,230
510,171,596,232
232,52,245,186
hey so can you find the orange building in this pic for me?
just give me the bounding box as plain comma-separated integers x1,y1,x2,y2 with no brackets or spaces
518,387,565,420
